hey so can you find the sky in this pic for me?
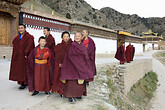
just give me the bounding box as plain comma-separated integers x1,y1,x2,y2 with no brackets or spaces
84,0,165,18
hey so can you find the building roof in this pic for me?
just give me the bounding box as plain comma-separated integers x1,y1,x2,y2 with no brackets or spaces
21,7,143,40
2,0,27,5
142,29,164,40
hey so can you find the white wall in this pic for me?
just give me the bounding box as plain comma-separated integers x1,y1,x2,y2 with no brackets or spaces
154,44,159,49
90,37,117,54
145,43,153,51
26,27,66,46
125,42,143,54
27,27,145,54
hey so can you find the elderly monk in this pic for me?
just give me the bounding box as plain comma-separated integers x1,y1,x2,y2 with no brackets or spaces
61,32,93,103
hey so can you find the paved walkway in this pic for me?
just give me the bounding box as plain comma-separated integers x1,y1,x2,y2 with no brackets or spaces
151,58,165,110
0,50,164,110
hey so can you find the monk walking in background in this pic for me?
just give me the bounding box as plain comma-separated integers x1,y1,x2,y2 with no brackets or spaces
52,31,72,97
27,36,55,96
9,24,35,89
130,45,135,61
43,27,56,56
82,30,96,85
115,42,126,64
125,42,133,63
61,32,94,103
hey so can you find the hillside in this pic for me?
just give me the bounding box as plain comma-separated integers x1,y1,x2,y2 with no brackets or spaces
22,0,165,38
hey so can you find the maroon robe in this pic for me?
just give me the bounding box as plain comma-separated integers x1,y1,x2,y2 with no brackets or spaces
115,45,126,63
61,41,93,98
9,32,35,85
52,39,72,95
131,46,135,61
45,34,56,56
27,46,55,92
125,45,133,62
82,37,96,82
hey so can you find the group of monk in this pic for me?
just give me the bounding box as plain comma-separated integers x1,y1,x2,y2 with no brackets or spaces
115,42,135,64
9,24,96,103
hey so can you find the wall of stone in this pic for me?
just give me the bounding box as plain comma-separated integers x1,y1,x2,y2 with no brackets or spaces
0,46,13,59
111,59,152,94
160,45,165,50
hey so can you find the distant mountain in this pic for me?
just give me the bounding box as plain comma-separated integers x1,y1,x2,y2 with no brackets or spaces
23,0,165,38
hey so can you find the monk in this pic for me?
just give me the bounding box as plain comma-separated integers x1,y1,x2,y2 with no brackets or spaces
52,31,72,97
9,24,35,89
130,45,135,61
27,36,55,96
61,32,94,103
43,27,56,56
115,42,126,64
82,30,96,85
125,42,133,63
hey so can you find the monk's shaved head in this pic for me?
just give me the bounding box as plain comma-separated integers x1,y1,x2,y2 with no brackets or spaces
74,32,83,43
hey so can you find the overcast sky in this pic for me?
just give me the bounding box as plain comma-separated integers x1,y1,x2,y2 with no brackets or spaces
85,0,165,18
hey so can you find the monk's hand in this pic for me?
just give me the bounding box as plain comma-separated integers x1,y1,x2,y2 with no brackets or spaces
78,80,84,84
25,56,27,59
61,80,66,83
59,63,63,67
30,92,33,95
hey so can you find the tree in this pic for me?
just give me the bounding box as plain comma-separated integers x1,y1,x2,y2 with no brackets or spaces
66,13,71,19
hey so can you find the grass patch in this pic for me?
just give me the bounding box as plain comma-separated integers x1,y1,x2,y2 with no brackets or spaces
127,71,158,109
97,66,158,110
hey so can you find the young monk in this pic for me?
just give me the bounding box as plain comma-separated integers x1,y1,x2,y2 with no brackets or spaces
43,27,56,56
82,30,96,85
52,31,72,97
9,24,35,89
125,42,133,63
61,32,94,103
27,36,55,96
115,42,126,64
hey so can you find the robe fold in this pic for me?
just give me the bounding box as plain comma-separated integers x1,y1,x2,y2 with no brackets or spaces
82,37,96,82
45,34,56,56
9,32,35,84
61,41,94,80
27,46,55,92
52,39,72,95
125,45,133,62
63,80,87,98
131,46,135,61
115,45,126,63
61,41,93,98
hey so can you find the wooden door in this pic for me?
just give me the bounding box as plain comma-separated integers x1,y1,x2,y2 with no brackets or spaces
117,34,125,48
0,12,10,45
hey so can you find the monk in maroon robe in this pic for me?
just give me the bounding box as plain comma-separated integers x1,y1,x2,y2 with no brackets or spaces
9,24,35,89
125,42,133,63
43,27,56,56
82,30,96,83
115,42,126,64
131,45,135,61
61,32,93,103
52,31,72,97
27,36,55,96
